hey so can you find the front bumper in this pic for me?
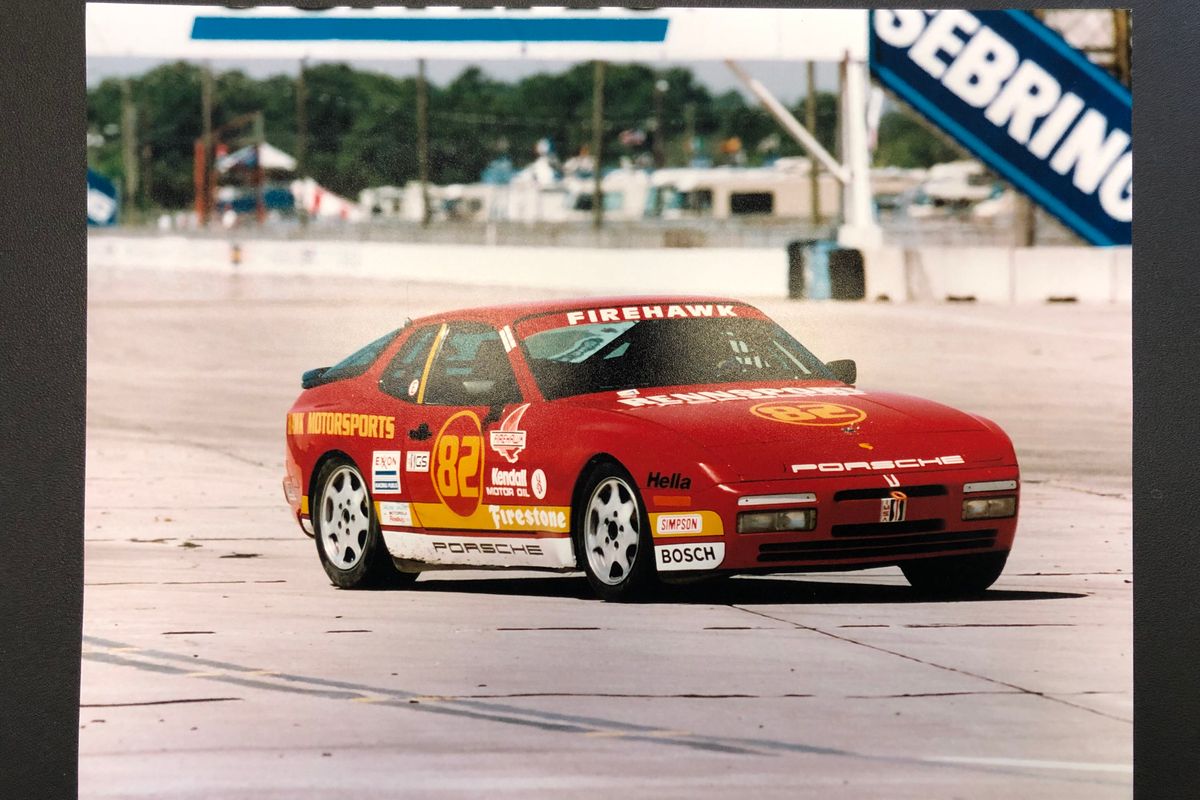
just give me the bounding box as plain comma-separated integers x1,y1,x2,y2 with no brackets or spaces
649,465,1019,574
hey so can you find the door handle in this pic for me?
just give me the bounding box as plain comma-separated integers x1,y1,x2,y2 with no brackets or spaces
408,422,432,441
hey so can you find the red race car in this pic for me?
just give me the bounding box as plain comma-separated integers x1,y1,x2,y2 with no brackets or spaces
283,296,1019,600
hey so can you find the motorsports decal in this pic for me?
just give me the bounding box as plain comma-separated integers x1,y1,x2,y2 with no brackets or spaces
431,411,485,517
751,402,867,427
371,451,402,493
618,385,864,408
871,10,1131,245
655,542,725,571
791,455,965,474
301,411,396,439
381,530,575,569
650,510,724,538
490,403,530,463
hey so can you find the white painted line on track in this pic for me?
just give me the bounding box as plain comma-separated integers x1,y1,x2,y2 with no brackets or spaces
924,755,1131,774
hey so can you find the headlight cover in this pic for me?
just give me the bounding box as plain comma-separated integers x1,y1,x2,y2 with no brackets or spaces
737,508,817,533
962,496,1017,520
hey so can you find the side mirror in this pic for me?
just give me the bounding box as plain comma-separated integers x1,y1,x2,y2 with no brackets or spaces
827,359,857,385
301,367,329,389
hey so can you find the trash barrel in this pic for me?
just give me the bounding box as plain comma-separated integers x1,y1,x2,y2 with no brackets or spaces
828,248,865,300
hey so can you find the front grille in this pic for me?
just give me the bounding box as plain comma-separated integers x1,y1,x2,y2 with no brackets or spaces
831,519,945,538
756,530,998,563
834,485,948,502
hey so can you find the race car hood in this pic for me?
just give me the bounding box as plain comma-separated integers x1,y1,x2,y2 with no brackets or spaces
559,383,1012,482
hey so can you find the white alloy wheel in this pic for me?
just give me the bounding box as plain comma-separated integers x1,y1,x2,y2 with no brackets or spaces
583,476,643,585
319,465,370,570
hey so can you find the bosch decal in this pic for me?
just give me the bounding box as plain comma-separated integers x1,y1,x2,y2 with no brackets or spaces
656,542,725,572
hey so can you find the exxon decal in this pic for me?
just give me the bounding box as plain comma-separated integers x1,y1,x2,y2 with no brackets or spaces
870,10,1131,246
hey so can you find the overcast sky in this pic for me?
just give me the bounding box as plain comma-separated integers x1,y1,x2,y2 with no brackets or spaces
86,56,841,106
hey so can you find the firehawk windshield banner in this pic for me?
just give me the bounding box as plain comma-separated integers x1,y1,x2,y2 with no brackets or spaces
870,10,1132,246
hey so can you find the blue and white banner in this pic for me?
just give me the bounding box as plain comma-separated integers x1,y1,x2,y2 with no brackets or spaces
87,168,119,227
871,10,1131,246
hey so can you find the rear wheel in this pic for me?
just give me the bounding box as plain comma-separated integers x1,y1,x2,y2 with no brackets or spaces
313,458,416,589
900,551,1009,597
575,462,657,602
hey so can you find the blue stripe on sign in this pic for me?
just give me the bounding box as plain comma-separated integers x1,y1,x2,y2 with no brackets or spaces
1003,10,1132,104
191,16,670,43
872,61,1114,246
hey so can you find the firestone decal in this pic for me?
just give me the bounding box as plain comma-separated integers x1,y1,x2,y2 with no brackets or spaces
791,455,966,473
488,504,568,532
566,304,738,326
619,386,864,408
490,403,530,463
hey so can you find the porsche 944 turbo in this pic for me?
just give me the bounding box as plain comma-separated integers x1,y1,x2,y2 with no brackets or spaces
283,297,1019,600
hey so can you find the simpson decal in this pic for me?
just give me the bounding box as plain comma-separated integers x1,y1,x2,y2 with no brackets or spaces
490,403,530,463
655,513,703,535
305,412,395,439
655,542,725,572
371,451,402,493
406,450,430,473
751,402,867,427
791,455,965,473
378,501,413,527
618,386,864,408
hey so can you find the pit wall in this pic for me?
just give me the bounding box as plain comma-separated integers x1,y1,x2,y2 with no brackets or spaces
87,234,1131,304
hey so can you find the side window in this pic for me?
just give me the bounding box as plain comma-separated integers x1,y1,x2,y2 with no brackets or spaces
308,328,401,387
379,325,440,401
422,324,521,407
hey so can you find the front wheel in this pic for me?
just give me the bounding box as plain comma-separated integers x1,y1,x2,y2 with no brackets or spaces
575,462,657,602
313,458,416,589
900,551,1009,597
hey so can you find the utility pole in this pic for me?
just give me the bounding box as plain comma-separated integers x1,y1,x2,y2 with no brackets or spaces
1113,9,1132,88
417,58,431,227
652,76,667,169
806,61,821,227
253,110,266,226
120,79,138,221
200,65,213,226
591,59,606,231
296,58,308,227
683,102,696,165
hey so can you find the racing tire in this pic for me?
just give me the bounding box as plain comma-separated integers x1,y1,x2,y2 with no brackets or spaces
574,461,658,602
313,457,416,589
900,551,1009,597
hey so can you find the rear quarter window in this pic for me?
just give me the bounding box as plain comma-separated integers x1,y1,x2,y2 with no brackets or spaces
307,328,401,388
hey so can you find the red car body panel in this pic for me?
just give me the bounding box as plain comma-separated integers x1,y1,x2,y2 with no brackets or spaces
283,297,1019,576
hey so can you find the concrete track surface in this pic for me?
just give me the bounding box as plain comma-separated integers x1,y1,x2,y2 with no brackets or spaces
82,267,1131,798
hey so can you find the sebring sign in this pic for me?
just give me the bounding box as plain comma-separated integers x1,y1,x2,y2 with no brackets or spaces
871,10,1132,246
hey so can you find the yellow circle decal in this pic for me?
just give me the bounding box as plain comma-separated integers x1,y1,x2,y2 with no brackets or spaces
750,402,867,427
430,411,485,517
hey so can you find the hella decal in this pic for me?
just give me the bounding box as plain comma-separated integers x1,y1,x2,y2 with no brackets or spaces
791,455,965,473
656,542,725,572
371,451,402,493
490,403,530,463
619,386,863,408
647,471,691,490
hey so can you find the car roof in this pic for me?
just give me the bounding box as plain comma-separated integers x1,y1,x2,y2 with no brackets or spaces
407,295,754,327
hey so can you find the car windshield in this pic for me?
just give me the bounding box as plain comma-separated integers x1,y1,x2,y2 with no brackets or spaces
521,317,836,400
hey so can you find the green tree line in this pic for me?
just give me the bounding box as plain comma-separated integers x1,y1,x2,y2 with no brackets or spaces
87,61,957,211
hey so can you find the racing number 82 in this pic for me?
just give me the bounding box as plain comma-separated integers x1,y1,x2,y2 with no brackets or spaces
435,435,482,498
